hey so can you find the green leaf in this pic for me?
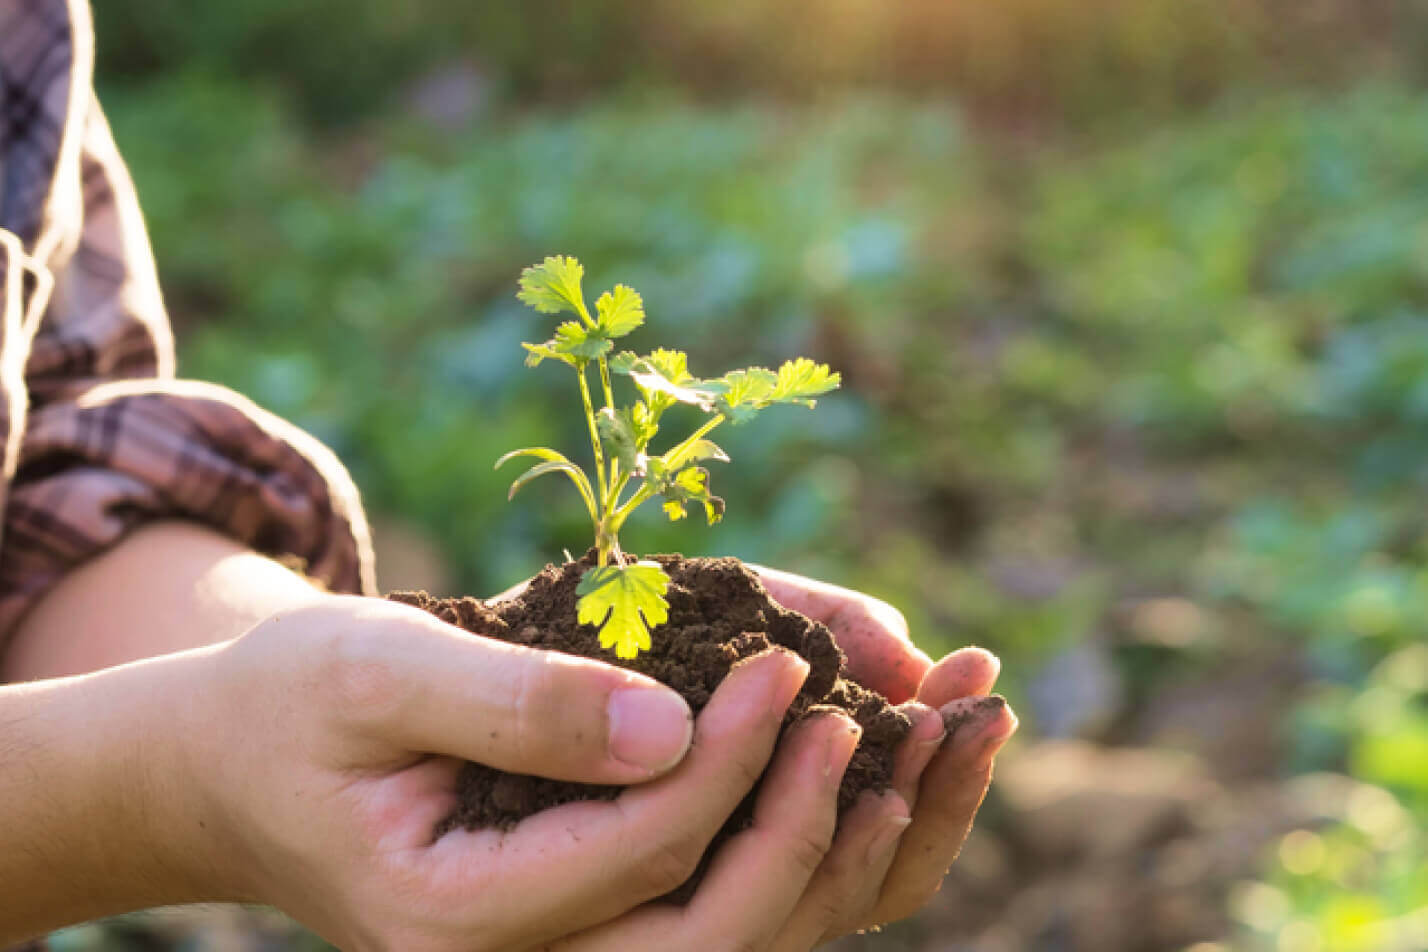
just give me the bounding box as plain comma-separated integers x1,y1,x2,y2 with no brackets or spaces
597,406,653,475
644,348,692,384
596,285,645,338
576,562,671,659
553,320,613,360
608,350,640,374
684,439,730,464
522,341,581,368
611,348,711,414
632,401,657,442
496,449,598,521
661,437,729,473
618,351,724,412
714,367,778,423
504,459,591,502
633,372,723,411
771,358,841,407
657,465,725,525
517,255,587,316
494,446,582,470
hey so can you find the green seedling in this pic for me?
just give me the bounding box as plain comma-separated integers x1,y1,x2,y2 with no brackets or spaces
501,255,840,659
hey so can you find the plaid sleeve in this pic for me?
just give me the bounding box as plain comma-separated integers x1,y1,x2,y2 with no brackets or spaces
0,0,375,648
0,378,374,635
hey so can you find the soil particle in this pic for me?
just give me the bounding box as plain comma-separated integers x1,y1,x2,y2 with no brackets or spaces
389,553,912,901
942,694,1008,736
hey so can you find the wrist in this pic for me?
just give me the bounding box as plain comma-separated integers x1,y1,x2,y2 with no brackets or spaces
158,592,353,907
137,594,349,907
0,651,227,942
74,648,247,908
108,644,256,905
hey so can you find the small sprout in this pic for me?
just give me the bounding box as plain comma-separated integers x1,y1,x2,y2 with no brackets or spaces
504,255,840,658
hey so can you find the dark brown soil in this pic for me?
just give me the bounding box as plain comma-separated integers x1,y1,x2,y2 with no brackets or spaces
388,552,911,902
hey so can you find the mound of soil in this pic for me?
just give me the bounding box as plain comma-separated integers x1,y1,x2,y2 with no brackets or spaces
389,553,911,901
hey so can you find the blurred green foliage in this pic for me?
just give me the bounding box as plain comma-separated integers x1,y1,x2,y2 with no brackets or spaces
1022,86,1428,948
89,1,1428,947
95,0,1428,126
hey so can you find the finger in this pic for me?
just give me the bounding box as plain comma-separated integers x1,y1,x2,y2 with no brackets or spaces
559,712,862,952
683,712,859,949
864,695,1018,928
423,648,810,947
918,646,1001,708
769,790,910,950
751,565,933,703
350,755,464,852
889,702,946,811
323,597,694,784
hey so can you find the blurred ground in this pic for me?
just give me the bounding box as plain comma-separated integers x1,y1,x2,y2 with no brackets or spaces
46,1,1428,949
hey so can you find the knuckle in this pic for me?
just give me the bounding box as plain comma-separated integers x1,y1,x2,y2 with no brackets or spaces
786,822,835,878
635,830,705,897
509,652,564,762
833,873,887,937
731,750,766,790
817,892,855,933
323,631,405,724
866,599,910,639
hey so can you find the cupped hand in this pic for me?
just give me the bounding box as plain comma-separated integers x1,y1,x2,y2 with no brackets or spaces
174,594,833,951
753,566,1019,940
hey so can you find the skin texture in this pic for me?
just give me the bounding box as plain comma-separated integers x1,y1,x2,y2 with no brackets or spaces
0,522,1016,949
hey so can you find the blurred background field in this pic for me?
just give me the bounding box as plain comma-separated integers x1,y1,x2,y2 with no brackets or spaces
62,1,1428,949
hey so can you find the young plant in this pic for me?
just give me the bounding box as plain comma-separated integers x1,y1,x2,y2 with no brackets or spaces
502,255,840,659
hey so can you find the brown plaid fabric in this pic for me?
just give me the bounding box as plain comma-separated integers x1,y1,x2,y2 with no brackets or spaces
0,0,377,652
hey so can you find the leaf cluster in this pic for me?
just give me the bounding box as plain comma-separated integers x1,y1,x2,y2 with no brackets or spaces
500,255,839,658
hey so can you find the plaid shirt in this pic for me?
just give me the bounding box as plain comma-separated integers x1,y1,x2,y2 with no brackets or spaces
0,0,376,654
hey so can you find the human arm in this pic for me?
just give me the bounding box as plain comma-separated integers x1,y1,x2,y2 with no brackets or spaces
1,520,332,681
0,521,338,935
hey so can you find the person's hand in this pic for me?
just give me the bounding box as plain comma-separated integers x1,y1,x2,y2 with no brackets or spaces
171,593,875,951
753,566,1019,940
483,564,1011,947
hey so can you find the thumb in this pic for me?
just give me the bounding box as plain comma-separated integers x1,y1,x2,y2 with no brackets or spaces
325,598,693,784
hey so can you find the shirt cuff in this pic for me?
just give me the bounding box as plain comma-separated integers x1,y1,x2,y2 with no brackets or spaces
0,378,376,642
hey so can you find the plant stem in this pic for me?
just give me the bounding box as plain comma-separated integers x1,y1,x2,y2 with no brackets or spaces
604,414,727,538
665,415,725,469
597,355,622,491
576,365,611,563
575,301,597,330
608,483,656,537
598,356,617,413
606,471,632,518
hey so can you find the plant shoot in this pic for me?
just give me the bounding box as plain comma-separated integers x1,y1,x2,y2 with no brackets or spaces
501,255,840,659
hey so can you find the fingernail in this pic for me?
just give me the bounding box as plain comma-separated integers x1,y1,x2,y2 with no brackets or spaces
607,687,694,775
766,648,811,718
865,813,912,866
823,713,862,781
